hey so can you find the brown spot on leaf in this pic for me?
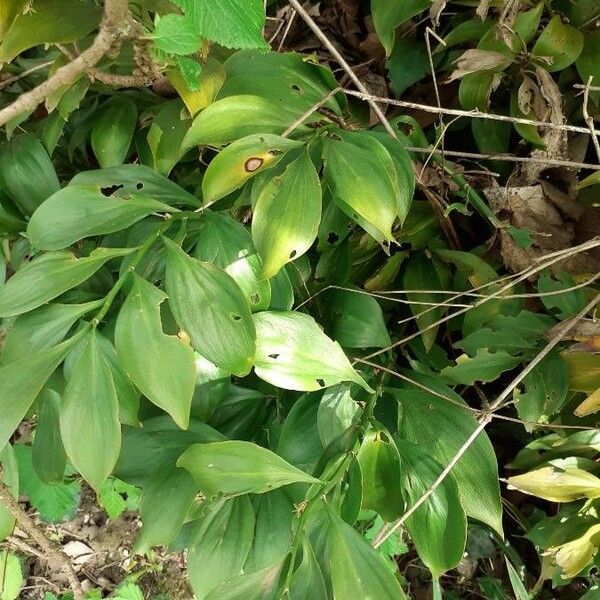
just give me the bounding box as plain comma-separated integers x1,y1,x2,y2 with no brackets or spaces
245,157,264,172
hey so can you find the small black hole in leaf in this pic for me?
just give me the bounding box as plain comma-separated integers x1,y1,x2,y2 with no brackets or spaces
231,313,242,321
250,293,260,304
100,184,124,197
291,84,302,93
268,353,280,359
327,232,339,244
136,182,144,190
316,378,326,388
382,240,389,247
289,250,297,259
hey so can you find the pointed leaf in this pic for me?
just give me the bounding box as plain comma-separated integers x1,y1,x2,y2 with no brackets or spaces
205,561,283,600
253,311,373,392
252,151,322,279
177,440,320,497
60,331,121,490
0,444,18,542
32,390,67,484
532,15,583,72
115,275,196,429
164,238,256,376
0,247,134,318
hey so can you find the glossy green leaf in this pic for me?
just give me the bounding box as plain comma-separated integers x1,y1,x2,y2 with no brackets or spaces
135,468,198,553
324,132,398,244
32,390,67,484
116,275,196,429
0,334,81,451
1,300,101,365
27,186,173,251
0,552,23,600
372,0,430,55
253,311,373,392
71,164,200,207
164,237,256,376
253,151,322,279
532,16,584,72
202,134,303,204
358,430,403,521
327,505,405,599
0,0,101,63
538,271,586,319
177,440,320,496
153,13,200,55
317,384,358,448
0,444,18,542
183,95,307,150
324,288,391,349
13,443,80,523
393,385,503,534
458,71,498,111
0,133,60,215
442,349,520,385
193,211,271,311
0,247,133,318
91,97,138,168
289,537,328,600
205,560,283,600
397,440,467,577
60,330,121,490
115,416,225,487
187,496,256,599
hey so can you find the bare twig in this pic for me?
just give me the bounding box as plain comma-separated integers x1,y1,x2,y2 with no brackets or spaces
582,76,600,164
287,0,397,139
0,61,54,91
282,87,341,137
0,0,132,128
0,481,83,600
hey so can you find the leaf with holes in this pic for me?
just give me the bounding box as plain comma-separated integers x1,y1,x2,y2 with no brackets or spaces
252,151,322,279
164,238,256,376
253,311,373,393
115,275,196,429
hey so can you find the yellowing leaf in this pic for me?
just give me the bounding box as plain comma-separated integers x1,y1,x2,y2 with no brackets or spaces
115,275,196,429
548,523,600,579
562,351,600,393
507,461,600,502
575,388,600,417
253,151,322,279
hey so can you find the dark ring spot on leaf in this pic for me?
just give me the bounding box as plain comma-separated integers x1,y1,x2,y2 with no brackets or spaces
316,378,326,388
100,184,124,197
245,158,264,172
136,182,144,190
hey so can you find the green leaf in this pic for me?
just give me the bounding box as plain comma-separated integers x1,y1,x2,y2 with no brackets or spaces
91,97,138,168
538,271,586,319
253,311,373,392
186,496,255,599
387,39,430,97
202,134,303,204
372,0,430,55
393,384,503,534
0,247,134,318
505,559,530,600
358,430,403,521
324,288,391,349
153,13,200,55
327,505,405,599
0,133,60,215
164,237,256,376
0,444,18,541
317,384,358,448
27,186,173,251
515,351,568,427
193,211,271,311
115,275,196,429
458,71,498,111
115,416,225,487
175,0,267,50
97,478,139,519
253,151,322,279
71,164,200,207
0,0,101,63
396,440,467,577
532,15,584,72
324,132,398,244
60,330,121,490
205,560,283,600
135,468,197,553
289,537,328,600
112,582,144,600
32,390,67,484
1,300,102,365
176,55,203,92
510,86,545,148
183,95,307,150
442,349,521,385
177,440,320,496
0,334,81,451
0,552,23,600
577,32,600,101
14,444,80,523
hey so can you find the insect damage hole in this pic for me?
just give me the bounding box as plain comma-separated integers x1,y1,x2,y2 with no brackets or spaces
316,378,325,388
230,313,242,321
245,157,264,172
250,293,260,305
100,183,124,196
136,182,144,190
289,250,297,259
268,353,280,359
